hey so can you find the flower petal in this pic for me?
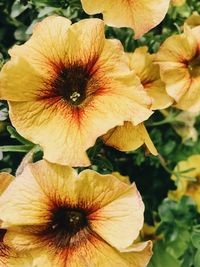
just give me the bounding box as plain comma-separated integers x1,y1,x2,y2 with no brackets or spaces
81,0,170,39
102,122,157,156
175,77,200,112
14,235,152,267
0,165,52,226
89,182,144,249
0,173,14,196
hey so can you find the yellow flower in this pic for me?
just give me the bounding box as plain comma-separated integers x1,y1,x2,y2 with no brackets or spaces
0,160,152,267
0,16,152,167
185,12,200,28
81,0,170,39
156,25,200,112
171,0,186,6
101,46,175,155
127,47,173,110
168,155,200,211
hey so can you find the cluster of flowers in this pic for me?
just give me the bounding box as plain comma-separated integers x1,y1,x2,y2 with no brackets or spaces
0,0,200,266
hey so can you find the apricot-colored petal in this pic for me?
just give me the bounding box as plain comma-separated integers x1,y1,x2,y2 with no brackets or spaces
0,57,50,101
175,77,200,112
146,80,173,110
89,183,144,249
156,29,197,62
22,237,152,267
0,165,52,226
102,122,157,156
81,0,170,39
112,172,130,185
0,173,14,195
158,63,191,102
128,47,159,83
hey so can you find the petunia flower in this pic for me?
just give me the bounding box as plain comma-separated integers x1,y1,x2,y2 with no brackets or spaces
80,0,170,39
0,160,152,267
101,46,174,155
168,155,200,211
156,25,200,112
0,16,153,167
127,47,173,110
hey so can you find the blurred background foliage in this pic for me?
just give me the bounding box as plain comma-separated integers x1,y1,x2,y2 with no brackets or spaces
0,0,200,266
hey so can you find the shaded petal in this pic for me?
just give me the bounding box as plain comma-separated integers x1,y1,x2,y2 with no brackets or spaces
127,47,173,110
102,122,157,156
175,77,200,112
0,172,14,195
81,0,170,39
146,80,173,110
158,63,191,101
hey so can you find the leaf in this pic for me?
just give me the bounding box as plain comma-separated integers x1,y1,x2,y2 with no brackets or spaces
148,241,181,267
194,250,200,267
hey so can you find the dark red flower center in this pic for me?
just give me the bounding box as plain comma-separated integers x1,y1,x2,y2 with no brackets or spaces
52,65,91,106
51,207,88,235
40,206,89,248
188,54,200,78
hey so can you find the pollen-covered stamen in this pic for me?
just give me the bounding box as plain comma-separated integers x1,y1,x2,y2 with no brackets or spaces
52,65,91,106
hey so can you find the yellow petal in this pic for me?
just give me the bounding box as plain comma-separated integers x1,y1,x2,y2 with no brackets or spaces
112,172,130,184
89,182,144,249
174,77,200,112
146,80,173,110
81,0,170,39
185,12,200,29
127,47,173,110
102,122,157,156
24,237,152,267
0,164,52,226
0,173,14,196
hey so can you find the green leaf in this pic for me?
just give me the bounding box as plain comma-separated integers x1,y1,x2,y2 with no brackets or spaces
194,250,200,267
192,233,200,249
148,241,181,267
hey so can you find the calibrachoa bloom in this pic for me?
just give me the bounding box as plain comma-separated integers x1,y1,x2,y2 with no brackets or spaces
168,155,200,211
156,25,200,112
0,16,153,167
0,160,152,267
80,0,170,39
